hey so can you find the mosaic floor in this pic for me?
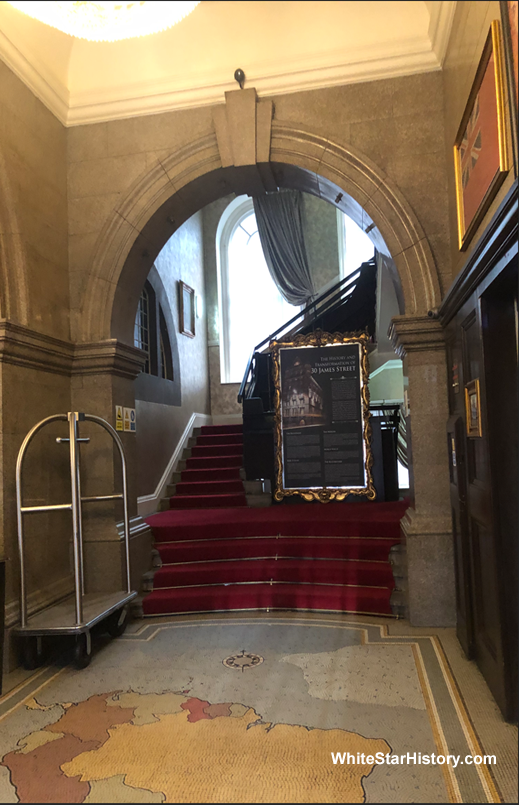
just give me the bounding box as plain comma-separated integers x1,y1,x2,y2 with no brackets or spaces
0,614,516,803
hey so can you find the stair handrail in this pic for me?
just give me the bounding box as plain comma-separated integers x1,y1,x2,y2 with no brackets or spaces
237,260,373,403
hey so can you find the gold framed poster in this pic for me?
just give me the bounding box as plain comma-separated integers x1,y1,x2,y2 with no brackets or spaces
453,20,511,251
270,329,375,503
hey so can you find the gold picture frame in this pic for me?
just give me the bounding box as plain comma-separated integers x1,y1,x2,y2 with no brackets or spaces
179,281,195,338
464,379,482,438
453,20,511,251
270,329,375,503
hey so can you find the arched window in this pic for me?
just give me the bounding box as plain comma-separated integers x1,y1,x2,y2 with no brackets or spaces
217,196,295,384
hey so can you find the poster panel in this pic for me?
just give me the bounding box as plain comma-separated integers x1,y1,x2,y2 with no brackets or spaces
271,330,375,502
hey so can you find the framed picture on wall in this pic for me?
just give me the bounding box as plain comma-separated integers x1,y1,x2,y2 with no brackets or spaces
500,0,518,173
464,379,482,438
179,281,195,338
453,20,511,251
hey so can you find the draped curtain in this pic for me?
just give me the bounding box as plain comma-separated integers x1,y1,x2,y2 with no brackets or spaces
252,190,315,306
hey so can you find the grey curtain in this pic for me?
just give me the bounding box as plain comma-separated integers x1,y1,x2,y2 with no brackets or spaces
253,191,315,306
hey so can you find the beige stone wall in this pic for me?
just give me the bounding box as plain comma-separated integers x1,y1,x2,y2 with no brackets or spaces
0,65,72,626
0,61,69,337
442,0,516,281
67,106,215,343
136,212,210,497
273,71,452,295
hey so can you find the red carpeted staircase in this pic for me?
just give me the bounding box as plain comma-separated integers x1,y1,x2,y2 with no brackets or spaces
169,424,247,510
143,423,406,617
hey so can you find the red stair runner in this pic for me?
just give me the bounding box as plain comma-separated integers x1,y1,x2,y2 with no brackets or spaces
143,423,406,617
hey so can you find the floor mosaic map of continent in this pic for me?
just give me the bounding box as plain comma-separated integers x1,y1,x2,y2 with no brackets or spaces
2,690,387,803
0,617,505,803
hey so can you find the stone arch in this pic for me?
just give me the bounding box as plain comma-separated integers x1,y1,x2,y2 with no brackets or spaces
0,145,29,325
79,123,441,345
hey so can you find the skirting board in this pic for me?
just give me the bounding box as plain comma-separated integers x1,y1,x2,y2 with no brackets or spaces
137,412,212,517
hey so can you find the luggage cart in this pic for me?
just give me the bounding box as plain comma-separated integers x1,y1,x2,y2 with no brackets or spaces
14,412,137,669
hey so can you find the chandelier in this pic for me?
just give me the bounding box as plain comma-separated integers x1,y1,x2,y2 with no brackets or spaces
7,1,201,42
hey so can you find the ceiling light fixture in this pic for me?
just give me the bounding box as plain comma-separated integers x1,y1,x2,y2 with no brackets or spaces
7,1,200,42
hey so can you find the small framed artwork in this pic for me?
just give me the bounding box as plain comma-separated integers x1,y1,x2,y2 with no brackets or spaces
500,0,518,173
179,281,195,338
453,20,511,251
464,379,482,438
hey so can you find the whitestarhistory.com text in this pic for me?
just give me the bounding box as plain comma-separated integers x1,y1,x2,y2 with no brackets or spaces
331,752,496,768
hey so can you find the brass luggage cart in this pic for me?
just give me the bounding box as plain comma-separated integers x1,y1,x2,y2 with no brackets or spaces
14,412,137,669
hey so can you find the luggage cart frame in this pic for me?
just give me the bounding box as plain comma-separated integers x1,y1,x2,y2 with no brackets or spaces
14,411,137,669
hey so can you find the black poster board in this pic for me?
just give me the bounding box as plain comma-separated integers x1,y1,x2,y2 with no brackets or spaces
271,331,375,502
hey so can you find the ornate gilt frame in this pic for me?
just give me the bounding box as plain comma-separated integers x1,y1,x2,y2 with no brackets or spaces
453,20,511,251
464,378,482,438
270,329,375,503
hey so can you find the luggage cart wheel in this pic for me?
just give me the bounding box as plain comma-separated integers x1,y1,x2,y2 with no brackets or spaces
23,636,44,670
73,632,92,669
106,606,129,638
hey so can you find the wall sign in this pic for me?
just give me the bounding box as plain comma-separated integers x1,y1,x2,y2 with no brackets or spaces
123,407,136,433
271,330,375,503
115,405,123,432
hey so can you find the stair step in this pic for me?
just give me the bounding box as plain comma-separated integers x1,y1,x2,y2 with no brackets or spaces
200,424,243,435
185,455,243,470
169,493,248,510
176,480,245,495
156,535,398,564
196,434,244,446
153,558,394,589
191,445,243,458
246,493,272,508
142,582,392,616
180,467,242,482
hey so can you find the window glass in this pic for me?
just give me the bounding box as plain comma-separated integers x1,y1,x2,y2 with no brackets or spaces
226,211,295,383
159,306,174,381
341,214,375,279
134,287,151,374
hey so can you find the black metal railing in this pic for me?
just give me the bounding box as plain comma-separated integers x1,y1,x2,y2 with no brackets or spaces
237,260,373,403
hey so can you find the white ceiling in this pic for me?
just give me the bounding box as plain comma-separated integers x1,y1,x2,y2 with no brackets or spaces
0,0,456,126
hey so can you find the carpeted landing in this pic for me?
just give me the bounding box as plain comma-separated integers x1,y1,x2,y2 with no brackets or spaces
0,615,510,803
144,423,407,618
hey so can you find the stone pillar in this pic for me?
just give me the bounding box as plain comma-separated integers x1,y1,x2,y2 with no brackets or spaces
71,340,152,594
389,315,455,626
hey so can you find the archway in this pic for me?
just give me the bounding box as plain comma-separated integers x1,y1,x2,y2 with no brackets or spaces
79,124,441,346
77,115,453,628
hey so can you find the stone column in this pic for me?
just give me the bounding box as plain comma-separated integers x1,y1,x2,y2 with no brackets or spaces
389,315,455,626
71,340,152,594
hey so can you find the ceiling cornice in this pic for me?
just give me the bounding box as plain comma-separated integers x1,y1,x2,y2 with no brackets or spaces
427,0,457,65
0,1,457,128
67,36,440,126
